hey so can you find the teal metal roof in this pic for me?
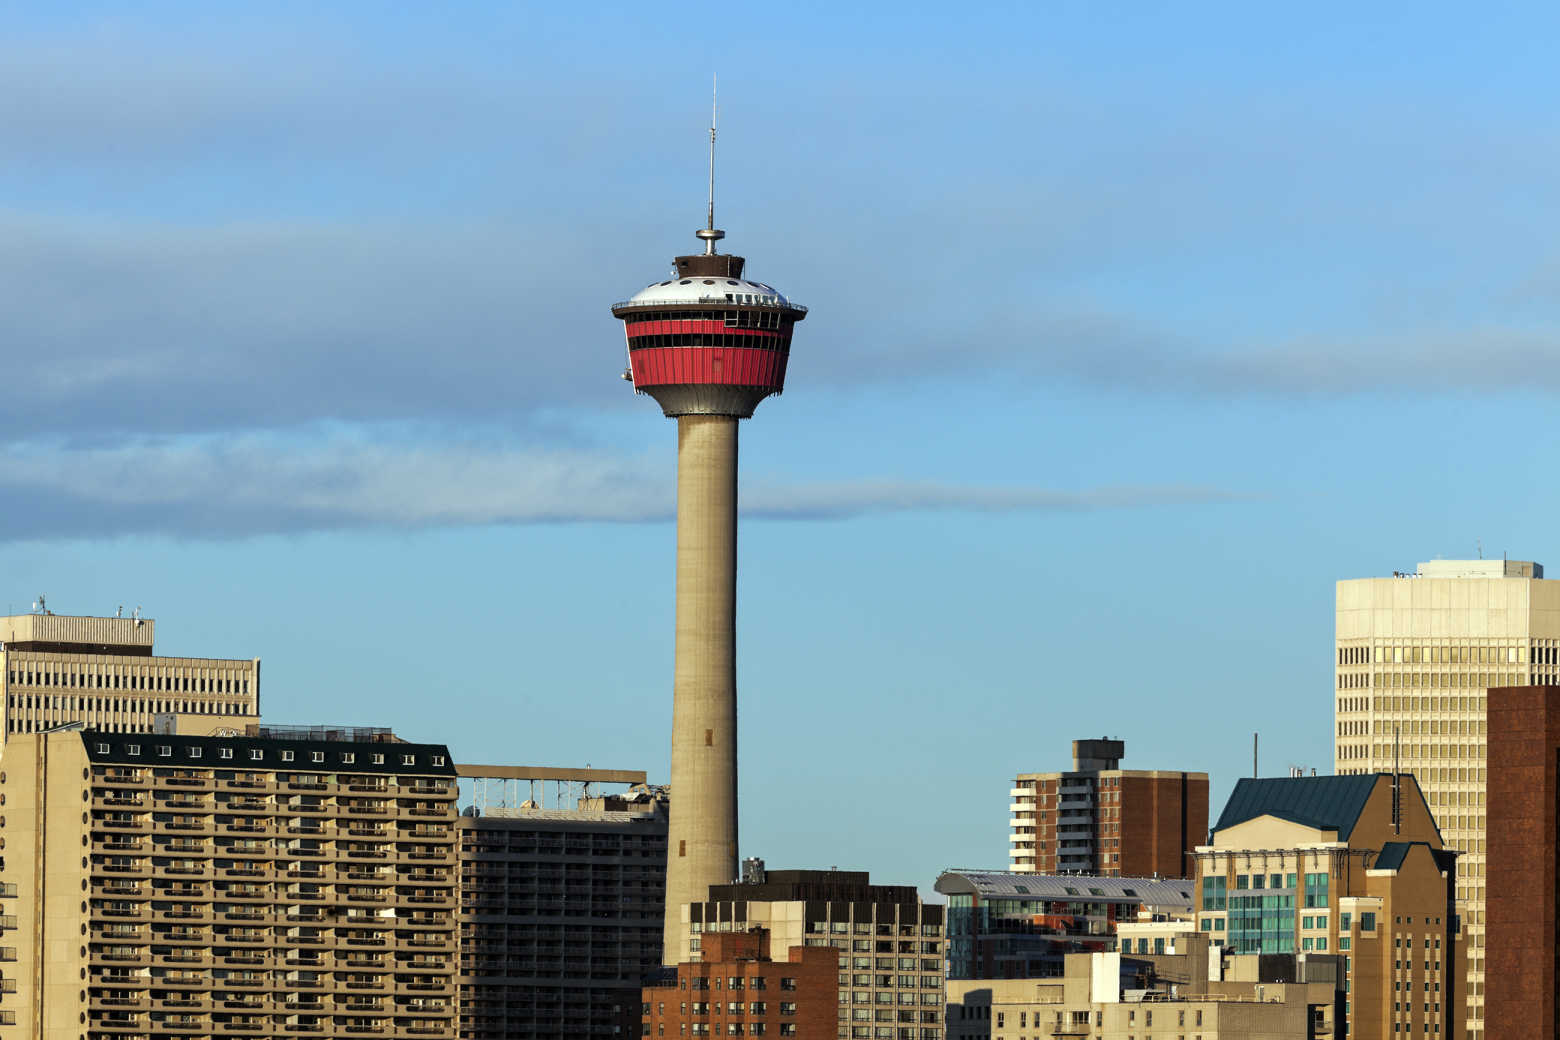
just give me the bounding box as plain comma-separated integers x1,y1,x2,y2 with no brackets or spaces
1212,774,1383,841
1374,841,1457,874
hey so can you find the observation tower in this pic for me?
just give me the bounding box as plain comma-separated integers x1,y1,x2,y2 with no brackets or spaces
610,111,806,963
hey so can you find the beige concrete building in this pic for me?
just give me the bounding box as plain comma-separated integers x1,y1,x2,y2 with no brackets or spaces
1,613,259,741
1195,773,1461,1040
0,726,458,1039
946,939,1334,1040
1334,557,1553,1038
674,866,946,1040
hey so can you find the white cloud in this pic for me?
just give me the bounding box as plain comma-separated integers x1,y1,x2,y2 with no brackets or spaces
0,433,1245,541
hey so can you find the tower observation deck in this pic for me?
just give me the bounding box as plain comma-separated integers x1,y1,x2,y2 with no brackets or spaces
613,206,806,963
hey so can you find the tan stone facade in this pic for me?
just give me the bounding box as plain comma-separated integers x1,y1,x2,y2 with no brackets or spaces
0,614,259,742
0,728,458,1039
946,940,1331,1040
1333,558,1552,1037
1195,774,1461,1040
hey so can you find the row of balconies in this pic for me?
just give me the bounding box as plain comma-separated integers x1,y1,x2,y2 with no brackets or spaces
88,991,454,1006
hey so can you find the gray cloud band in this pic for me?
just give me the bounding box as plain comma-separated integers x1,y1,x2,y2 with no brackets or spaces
0,438,1243,541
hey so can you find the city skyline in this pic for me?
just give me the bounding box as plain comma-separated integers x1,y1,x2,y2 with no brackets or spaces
5,2,1560,898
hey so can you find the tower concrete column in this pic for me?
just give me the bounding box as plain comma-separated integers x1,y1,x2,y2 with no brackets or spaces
663,413,739,961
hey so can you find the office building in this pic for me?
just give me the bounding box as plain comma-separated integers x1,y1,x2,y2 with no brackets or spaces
1,611,259,741
455,765,668,1039
0,726,459,1039
1335,557,1556,1037
672,865,944,1040
1008,738,1207,876
642,928,838,1038
946,937,1337,1040
1485,683,1560,1036
1193,773,1461,1040
610,137,809,961
936,870,1193,979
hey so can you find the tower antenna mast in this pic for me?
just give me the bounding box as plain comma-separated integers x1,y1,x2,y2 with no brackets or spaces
698,76,725,255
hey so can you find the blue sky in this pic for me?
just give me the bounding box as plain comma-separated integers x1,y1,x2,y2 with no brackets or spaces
4,3,1560,891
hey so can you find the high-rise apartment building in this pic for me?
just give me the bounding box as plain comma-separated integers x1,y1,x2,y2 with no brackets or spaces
0,612,259,741
1008,738,1207,876
0,727,459,1039
643,928,838,1038
1193,773,1461,1040
1334,557,1555,1038
455,766,668,1039
1485,683,1560,1037
672,866,945,1040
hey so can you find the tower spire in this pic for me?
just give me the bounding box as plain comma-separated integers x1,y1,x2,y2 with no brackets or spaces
697,76,725,255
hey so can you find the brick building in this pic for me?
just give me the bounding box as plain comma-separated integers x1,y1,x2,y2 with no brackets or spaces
1009,738,1208,876
1486,683,1560,1037
670,866,945,1039
642,929,837,1038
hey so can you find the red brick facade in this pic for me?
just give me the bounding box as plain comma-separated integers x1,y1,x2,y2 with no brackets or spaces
641,929,838,1038
1021,772,1206,877
1487,684,1560,1039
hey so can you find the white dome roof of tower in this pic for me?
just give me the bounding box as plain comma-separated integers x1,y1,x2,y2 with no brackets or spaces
626,276,794,308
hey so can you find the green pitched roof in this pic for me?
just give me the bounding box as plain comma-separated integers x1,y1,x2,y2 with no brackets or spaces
1212,774,1383,841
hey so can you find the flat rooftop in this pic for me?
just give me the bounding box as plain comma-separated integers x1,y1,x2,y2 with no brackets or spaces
0,613,156,653
1414,559,1542,579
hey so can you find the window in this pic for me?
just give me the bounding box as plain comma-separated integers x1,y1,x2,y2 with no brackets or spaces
1360,913,1376,931
187,748,201,758
249,750,262,761
127,745,140,756
372,754,384,765
402,755,415,766
95,743,109,754
280,751,294,762
432,755,445,766
157,746,172,757
219,748,233,760
311,752,324,763
341,753,355,765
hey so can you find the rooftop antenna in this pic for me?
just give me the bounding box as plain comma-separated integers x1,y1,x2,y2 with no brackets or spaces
115,605,123,618
1477,539,1483,560
696,75,724,256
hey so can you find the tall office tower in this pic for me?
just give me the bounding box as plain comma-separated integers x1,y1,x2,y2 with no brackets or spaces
1485,684,1560,1037
1193,773,1462,1040
1009,738,1208,876
0,611,260,741
0,726,459,1039
671,864,945,1040
454,765,668,1039
610,136,807,962
1334,557,1558,1039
